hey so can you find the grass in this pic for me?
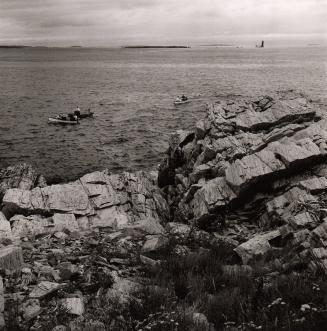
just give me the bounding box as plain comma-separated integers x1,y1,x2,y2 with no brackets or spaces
136,244,327,331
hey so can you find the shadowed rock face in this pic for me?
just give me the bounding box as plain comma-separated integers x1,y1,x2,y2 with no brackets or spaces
0,163,46,200
158,91,327,272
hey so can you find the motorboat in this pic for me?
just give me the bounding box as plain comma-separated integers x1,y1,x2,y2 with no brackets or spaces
174,96,190,105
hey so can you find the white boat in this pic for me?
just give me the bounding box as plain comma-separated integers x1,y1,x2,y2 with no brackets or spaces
174,97,190,105
48,117,79,125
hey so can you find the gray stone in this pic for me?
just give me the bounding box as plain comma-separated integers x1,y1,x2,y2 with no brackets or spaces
0,163,39,199
61,297,84,316
29,281,63,299
142,235,168,253
22,299,41,321
234,230,281,264
299,176,327,193
0,246,23,270
0,277,4,329
225,149,285,194
0,212,12,240
193,177,236,219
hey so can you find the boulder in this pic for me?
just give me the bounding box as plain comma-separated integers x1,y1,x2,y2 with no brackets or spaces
142,235,168,253
21,299,41,321
234,230,281,264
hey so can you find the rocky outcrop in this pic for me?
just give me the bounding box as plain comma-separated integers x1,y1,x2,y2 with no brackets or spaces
2,170,169,233
158,91,327,274
1,91,327,330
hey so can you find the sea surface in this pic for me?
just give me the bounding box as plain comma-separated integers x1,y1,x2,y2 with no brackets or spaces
0,46,326,182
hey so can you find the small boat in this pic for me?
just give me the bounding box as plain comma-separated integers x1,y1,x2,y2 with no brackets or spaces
48,117,79,125
174,97,190,105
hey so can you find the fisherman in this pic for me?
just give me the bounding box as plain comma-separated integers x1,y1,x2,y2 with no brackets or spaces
74,106,81,118
181,95,187,101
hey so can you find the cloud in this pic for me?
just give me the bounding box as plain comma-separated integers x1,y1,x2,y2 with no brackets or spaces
0,0,325,45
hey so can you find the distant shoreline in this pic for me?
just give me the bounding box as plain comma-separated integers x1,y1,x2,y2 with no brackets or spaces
123,45,190,49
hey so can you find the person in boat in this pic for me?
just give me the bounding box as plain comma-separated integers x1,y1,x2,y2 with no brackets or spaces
74,106,81,118
181,95,188,101
68,113,78,122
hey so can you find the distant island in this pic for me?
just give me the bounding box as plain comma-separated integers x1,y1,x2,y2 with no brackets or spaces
200,44,234,47
0,45,27,48
123,45,190,49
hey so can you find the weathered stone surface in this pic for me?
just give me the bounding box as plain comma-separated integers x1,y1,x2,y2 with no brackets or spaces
0,212,12,240
22,299,41,321
61,297,84,316
0,246,23,270
299,176,327,193
311,247,327,274
2,171,169,232
193,177,236,219
52,213,79,233
268,138,321,168
312,220,327,247
0,163,41,199
166,222,191,239
234,230,281,264
106,272,142,306
29,281,63,299
142,235,168,253
3,184,93,216
225,149,285,193
11,213,79,238
131,218,165,235
291,212,317,229
0,276,4,329
11,214,50,238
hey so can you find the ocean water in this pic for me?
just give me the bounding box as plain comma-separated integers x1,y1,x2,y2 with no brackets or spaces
0,46,326,182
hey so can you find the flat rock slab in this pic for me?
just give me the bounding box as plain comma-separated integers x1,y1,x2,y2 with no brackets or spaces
61,297,84,316
29,281,64,299
225,149,285,193
3,184,93,216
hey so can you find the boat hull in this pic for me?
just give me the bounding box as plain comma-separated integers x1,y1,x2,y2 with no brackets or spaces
48,118,79,125
78,112,94,119
174,100,190,105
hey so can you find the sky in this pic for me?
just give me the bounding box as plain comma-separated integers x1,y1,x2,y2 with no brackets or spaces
0,0,326,46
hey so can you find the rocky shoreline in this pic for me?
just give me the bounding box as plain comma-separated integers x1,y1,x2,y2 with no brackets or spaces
0,91,327,330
